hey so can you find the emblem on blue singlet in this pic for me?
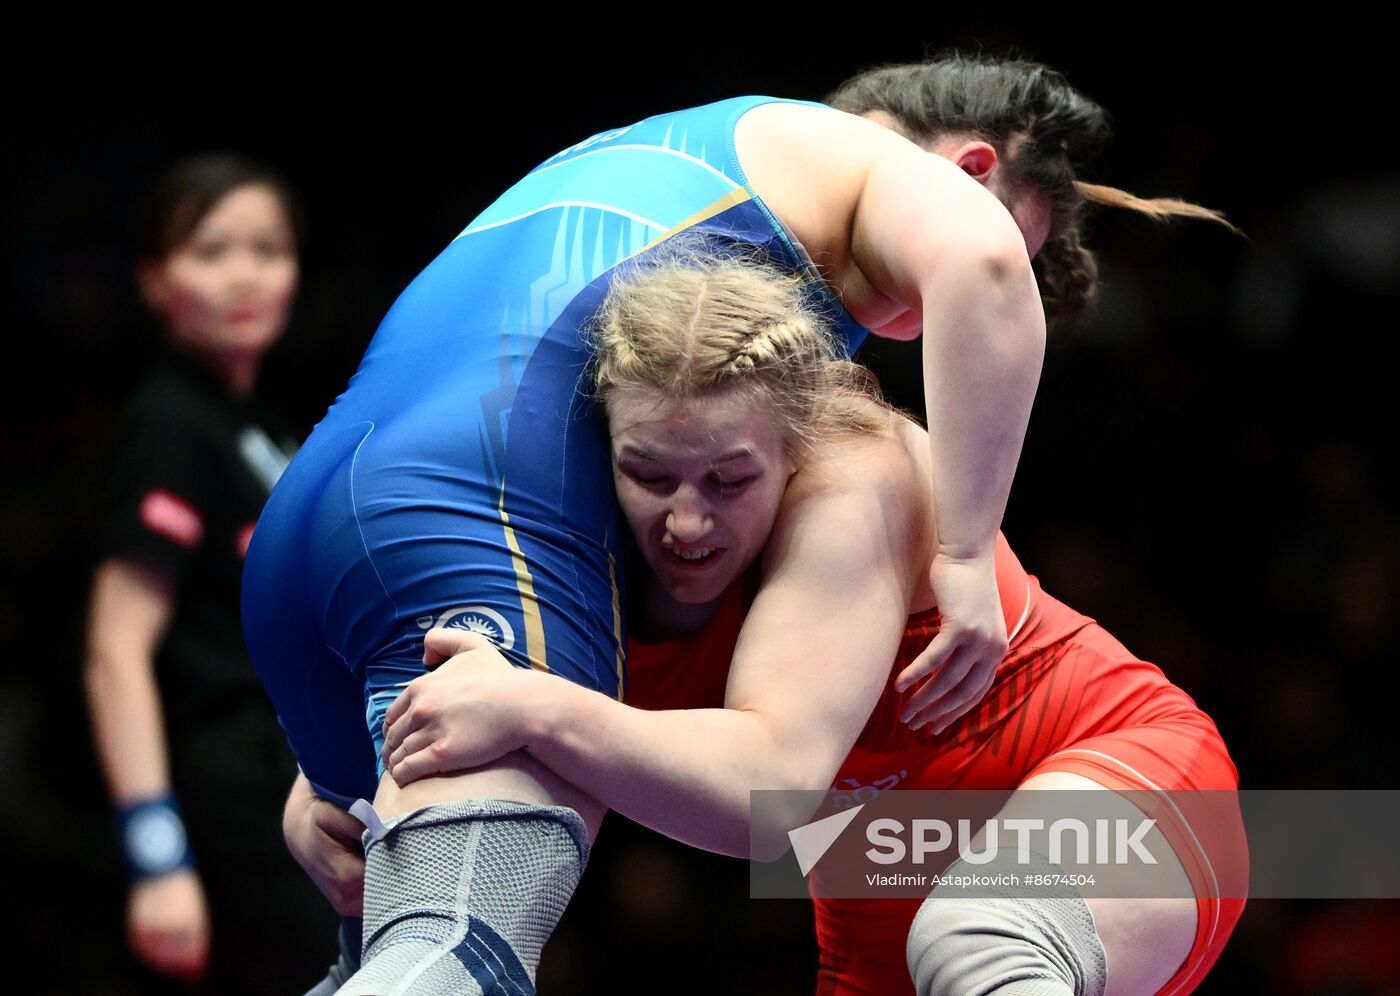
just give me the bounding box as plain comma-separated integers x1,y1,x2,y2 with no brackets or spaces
422,605,517,651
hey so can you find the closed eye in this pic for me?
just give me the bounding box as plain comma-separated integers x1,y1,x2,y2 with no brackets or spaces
619,465,671,489
711,474,755,494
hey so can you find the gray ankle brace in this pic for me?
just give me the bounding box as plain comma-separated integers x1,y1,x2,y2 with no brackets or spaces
336,799,590,996
906,851,1107,996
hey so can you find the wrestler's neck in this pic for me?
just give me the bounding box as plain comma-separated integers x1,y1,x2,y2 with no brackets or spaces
630,564,724,642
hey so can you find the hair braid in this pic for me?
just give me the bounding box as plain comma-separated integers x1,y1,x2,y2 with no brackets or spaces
590,249,891,459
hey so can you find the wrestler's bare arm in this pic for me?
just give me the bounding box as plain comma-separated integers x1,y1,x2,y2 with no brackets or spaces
383,437,925,858
738,103,1044,724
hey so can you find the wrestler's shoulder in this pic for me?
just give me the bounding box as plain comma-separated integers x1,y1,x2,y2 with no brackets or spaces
785,422,926,535
735,100,911,156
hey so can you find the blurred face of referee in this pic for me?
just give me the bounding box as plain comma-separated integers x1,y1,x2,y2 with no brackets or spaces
139,183,299,365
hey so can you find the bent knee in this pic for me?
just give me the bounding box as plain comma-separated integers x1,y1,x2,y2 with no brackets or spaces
1086,896,1196,996
907,888,1106,996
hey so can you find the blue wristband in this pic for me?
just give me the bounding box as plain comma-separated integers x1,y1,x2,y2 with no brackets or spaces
117,794,195,879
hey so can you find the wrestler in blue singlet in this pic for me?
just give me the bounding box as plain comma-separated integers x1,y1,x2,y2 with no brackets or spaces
241,97,870,807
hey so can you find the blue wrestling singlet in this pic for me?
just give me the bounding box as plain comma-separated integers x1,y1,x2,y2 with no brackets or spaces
241,96,872,806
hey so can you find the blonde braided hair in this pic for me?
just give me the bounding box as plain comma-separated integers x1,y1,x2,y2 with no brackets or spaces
590,252,888,458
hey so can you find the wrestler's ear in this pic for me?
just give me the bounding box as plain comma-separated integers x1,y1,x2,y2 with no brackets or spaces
864,111,1002,189
945,140,1000,187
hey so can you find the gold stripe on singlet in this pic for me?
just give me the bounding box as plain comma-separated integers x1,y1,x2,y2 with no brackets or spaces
644,188,752,250
498,483,549,673
608,542,624,700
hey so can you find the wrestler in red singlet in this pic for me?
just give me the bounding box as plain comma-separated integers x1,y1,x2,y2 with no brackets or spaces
627,533,1246,996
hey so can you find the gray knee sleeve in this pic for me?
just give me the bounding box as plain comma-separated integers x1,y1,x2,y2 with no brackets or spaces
907,852,1106,996
335,799,590,996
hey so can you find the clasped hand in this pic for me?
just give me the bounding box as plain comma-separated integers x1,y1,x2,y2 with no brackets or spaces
380,628,537,785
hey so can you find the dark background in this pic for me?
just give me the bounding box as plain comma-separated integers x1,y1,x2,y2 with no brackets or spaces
4,23,1396,995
